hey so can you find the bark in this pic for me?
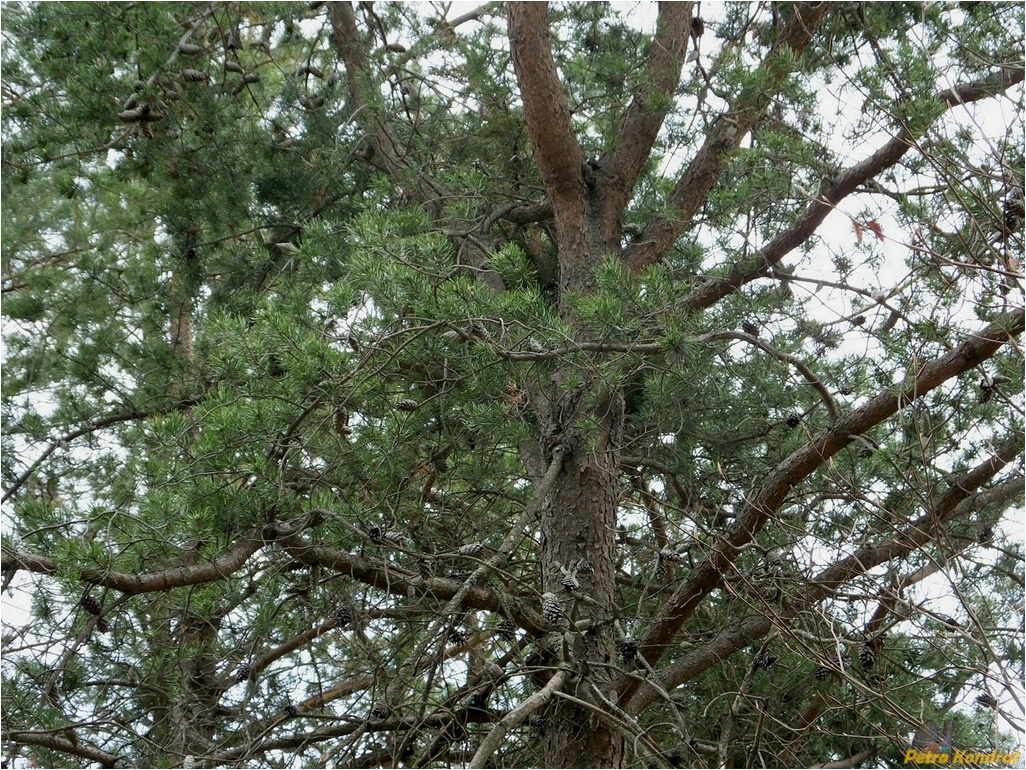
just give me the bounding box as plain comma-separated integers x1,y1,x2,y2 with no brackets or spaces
508,2,590,301
508,3,640,764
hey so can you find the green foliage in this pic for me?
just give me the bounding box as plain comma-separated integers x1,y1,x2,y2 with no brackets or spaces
1,2,1022,768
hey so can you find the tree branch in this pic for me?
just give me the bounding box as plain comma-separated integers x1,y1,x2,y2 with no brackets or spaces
328,1,505,290
2,395,204,504
624,432,1023,714
2,730,120,768
605,3,693,209
698,330,839,420
469,667,569,768
619,308,1025,707
1,518,299,595
624,3,830,273
682,64,1026,312
508,3,586,210
508,2,594,297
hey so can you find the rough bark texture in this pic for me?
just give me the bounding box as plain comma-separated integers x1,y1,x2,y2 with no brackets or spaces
509,3,639,765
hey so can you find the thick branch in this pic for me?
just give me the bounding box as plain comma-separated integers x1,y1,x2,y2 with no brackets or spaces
508,2,586,209
626,435,1022,714
682,64,1026,312
810,439,1024,594
1,519,299,595
624,3,830,272
508,2,592,297
2,730,120,768
605,3,692,208
619,308,1025,706
328,2,424,199
277,530,546,634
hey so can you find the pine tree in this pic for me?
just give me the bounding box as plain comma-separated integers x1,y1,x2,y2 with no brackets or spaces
2,3,1023,767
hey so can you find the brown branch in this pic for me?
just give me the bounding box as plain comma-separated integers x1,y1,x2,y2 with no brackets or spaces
327,2,505,291
819,747,881,769
508,3,585,211
698,330,839,420
1,519,297,595
604,2,693,209
619,308,1025,707
624,3,830,273
682,64,1026,312
328,3,423,199
276,528,546,635
810,441,1024,595
213,706,500,763
2,730,120,768
625,431,1023,714
469,668,569,768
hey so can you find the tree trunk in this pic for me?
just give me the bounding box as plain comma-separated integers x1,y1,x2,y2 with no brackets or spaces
537,382,625,767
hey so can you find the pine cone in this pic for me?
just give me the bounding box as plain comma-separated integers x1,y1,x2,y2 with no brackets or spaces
381,529,406,546
1003,190,1024,233
658,546,681,563
977,525,995,547
752,653,777,670
395,399,420,412
449,627,468,645
496,619,517,641
620,639,639,663
235,664,252,683
335,606,353,628
814,665,833,680
541,592,564,625
858,644,876,669
560,572,580,592
80,595,103,617
333,405,351,436
457,542,485,557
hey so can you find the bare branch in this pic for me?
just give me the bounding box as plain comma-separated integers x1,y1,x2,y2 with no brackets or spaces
2,521,279,595
469,667,569,768
698,330,839,421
